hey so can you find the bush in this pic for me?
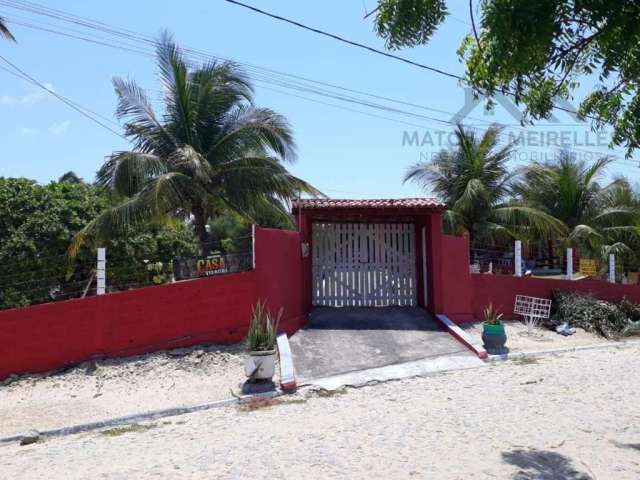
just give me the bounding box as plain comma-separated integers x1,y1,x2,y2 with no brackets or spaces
551,290,640,339
245,301,282,352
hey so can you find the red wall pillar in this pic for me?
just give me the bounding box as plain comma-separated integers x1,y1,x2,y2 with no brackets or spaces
296,213,313,315
426,212,444,314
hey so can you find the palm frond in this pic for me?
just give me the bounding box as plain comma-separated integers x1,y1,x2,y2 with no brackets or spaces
0,17,16,42
112,77,176,155
212,106,296,162
492,206,568,240
68,172,191,256
97,152,167,196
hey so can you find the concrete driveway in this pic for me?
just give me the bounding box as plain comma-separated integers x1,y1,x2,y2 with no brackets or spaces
289,306,472,381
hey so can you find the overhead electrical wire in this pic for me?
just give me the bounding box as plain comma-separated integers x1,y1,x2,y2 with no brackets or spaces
221,0,603,123
0,55,125,138
0,0,636,167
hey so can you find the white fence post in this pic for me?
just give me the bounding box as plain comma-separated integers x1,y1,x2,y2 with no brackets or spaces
609,253,616,283
566,247,573,280
97,247,106,295
514,240,522,277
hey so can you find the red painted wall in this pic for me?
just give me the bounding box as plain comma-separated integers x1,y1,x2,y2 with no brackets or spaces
0,226,306,379
440,235,474,321
470,274,640,321
253,227,306,334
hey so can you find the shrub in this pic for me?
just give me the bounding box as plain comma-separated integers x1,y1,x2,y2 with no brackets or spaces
482,303,503,325
551,290,640,339
245,300,282,352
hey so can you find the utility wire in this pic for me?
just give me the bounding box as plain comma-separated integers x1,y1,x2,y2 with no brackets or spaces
0,0,636,167
222,0,601,123
0,54,125,138
223,0,460,80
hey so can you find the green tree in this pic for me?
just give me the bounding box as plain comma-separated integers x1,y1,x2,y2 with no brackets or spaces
72,32,319,257
514,153,640,259
0,177,198,310
404,124,566,246
373,1,640,156
0,16,15,42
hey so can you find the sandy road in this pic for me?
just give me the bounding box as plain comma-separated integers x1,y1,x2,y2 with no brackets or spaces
1,344,639,479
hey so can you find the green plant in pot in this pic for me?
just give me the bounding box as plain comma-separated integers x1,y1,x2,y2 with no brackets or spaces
244,300,282,382
481,303,507,353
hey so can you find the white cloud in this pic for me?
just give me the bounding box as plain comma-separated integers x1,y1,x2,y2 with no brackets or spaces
0,83,55,105
19,127,38,136
49,120,71,135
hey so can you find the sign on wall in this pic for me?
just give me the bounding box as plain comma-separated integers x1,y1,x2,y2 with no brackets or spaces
197,255,229,277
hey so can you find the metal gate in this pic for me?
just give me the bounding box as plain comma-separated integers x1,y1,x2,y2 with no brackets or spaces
312,222,417,307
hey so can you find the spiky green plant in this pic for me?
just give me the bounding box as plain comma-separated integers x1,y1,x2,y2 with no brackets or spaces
483,303,503,325
245,300,282,352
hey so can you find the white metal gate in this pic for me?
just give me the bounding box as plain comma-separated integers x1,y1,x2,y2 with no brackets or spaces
312,222,417,307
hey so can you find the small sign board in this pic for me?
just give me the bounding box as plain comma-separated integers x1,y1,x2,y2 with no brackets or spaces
579,258,597,277
196,255,228,277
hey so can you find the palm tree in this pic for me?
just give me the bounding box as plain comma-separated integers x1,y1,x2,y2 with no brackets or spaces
405,124,566,247
515,153,640,259
0,17,15,42
70,32,319,256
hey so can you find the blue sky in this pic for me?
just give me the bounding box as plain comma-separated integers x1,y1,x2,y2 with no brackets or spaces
0,0,637,198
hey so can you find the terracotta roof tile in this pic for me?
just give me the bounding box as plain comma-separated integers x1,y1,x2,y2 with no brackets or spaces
292,198,446,211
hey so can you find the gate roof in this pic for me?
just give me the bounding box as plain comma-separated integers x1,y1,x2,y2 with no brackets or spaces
292,198,446,222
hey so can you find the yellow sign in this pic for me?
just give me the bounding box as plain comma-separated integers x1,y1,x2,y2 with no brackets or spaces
579,258,597,276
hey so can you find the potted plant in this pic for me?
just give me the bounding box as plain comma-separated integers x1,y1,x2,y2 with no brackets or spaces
481,303,507,353
244,301,282,382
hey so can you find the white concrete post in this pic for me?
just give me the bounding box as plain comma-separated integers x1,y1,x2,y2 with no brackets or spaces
97,247,106,295
514,240,522,277
609,253,616,283
566,248,573,280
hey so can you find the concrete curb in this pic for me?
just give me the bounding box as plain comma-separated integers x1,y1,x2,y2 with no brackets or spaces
435,314,488,359
0,390,280,446
486,338,640,362
300,353,485,391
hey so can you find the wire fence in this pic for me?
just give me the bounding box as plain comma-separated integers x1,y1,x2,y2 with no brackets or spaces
469,242,630,283
0,238,255,311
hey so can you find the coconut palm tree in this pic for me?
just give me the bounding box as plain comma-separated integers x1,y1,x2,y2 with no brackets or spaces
515,153,640,258
70,32,320,256
404,124,566,247
0,17,15,42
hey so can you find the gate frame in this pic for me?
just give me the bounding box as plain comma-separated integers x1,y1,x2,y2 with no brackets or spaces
293,199,447,317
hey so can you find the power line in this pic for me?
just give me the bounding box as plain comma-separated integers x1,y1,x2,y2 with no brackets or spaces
1,0,636,168
0,54,125,138
222,0,602,123
222,0,462,80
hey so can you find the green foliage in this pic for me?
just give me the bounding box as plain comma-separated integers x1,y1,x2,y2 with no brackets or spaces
375,0,447,49
0,177,198,310
514,153,640,262
482,303,503,325
245,300,282,352
73,32,320,257
207,210,252,254
404,124,566,245
551,290,640,338
373,1,640,156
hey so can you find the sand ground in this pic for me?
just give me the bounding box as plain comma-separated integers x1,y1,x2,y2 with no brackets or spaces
0,344,253,438
1,343,639,479
462,319,610,353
